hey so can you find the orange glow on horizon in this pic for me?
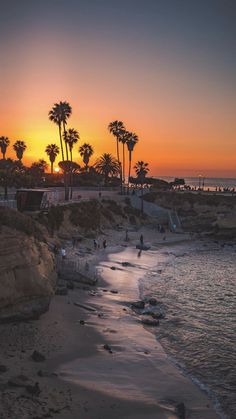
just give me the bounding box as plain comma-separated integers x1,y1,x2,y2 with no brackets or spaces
1,29,235,178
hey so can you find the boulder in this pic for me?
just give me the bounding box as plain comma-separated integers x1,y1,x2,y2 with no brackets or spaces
104,344,113,354
131,301,145,310
31,350,46,362
149,297,157,306
0,227,57,322
141,317,159,326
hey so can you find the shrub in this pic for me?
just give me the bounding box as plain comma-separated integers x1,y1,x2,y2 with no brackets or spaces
69,199,101,231
0,207,43,239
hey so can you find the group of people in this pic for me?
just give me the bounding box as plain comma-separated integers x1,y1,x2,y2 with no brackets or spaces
55,238,108,261
93,239,107,250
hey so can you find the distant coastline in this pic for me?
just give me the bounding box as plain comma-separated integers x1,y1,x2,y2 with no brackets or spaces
159,176,236,190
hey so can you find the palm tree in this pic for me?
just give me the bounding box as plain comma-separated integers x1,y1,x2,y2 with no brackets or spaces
0,136,10,159
58,160,80,174
48,101,72,161
13,140,27,162
108,120,125,164
126,132,139,194
108,121,125,192
49,101,72,200
134,160,149,214
45,144,60,174
119,130,130,183
0,158,24,199
64,128,79,161
79,143,94,171
95,153,120,185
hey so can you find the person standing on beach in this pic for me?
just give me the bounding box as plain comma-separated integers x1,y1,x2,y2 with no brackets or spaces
140,234,144,246
61,247,66,260
103,240,107,249
93,239,98,250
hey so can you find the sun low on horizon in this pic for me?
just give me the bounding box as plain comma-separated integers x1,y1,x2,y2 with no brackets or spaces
0,0,235,178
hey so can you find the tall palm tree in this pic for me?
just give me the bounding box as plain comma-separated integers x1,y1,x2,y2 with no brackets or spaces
13,140,27,162
79,143,94,171
0,136,10,159
45,144,60,174
119,130,130,182
48,101,72,161
126,132,139,194
134,160,149,214
108,120,125,164
108,121,125,192
64,128,79,161
95,153,120,185
49,101,72,201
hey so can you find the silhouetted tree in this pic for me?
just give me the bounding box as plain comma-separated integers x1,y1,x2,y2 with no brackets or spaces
45,144,60,174
48,101,72,161
134,160,149,213
79,143,94,171
0,136,10,159
0,159,24,199
13,140,27,162
64,128,79,161
108,120,125,164
126,132,139,194
95,153,120,185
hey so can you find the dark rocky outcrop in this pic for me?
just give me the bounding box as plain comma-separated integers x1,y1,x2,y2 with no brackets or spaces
0,214,57,322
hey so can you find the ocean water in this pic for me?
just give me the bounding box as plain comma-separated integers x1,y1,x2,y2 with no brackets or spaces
140,242,236,419
160,176,236,190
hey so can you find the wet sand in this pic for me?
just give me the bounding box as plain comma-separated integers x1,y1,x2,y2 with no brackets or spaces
0,231,220,418
56,243,219,418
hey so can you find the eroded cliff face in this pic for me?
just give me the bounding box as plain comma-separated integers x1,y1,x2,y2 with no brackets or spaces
0,227,57,321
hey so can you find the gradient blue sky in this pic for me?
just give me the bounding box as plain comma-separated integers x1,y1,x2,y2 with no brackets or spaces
1,0,235,176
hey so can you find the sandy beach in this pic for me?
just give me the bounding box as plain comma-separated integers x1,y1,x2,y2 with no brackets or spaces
0,227,221,419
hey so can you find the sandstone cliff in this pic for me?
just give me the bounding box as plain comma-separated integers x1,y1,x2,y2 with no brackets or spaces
0,217,57,321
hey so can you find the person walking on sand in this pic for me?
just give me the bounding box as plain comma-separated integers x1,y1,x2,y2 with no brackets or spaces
140,234,144,246
103,240,107,249
93,239,98,250
61,247,66,260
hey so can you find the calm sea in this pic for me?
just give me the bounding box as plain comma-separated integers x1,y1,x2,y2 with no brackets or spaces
140,242,236,419
160,176,236,190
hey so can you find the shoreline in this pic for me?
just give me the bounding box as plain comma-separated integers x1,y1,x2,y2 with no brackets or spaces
56,233,219,418
0,230,221,418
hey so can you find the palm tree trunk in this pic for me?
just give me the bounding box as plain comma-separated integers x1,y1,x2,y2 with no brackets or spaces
116,137,120,163
123,143,125,184
51,162,53,174
58,124,64,161
141,183,144,214
70,148,73,199
116,137,123,194
63,122,69,161
127,151,132,195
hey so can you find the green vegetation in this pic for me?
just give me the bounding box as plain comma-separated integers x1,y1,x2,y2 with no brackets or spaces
143,191,236,209
0,207,43,239
69,200,101,230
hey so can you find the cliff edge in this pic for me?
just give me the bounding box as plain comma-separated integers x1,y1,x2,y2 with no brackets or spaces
0,208,57,321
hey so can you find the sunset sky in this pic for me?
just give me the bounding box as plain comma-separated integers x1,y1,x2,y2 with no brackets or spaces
0,0,235,177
